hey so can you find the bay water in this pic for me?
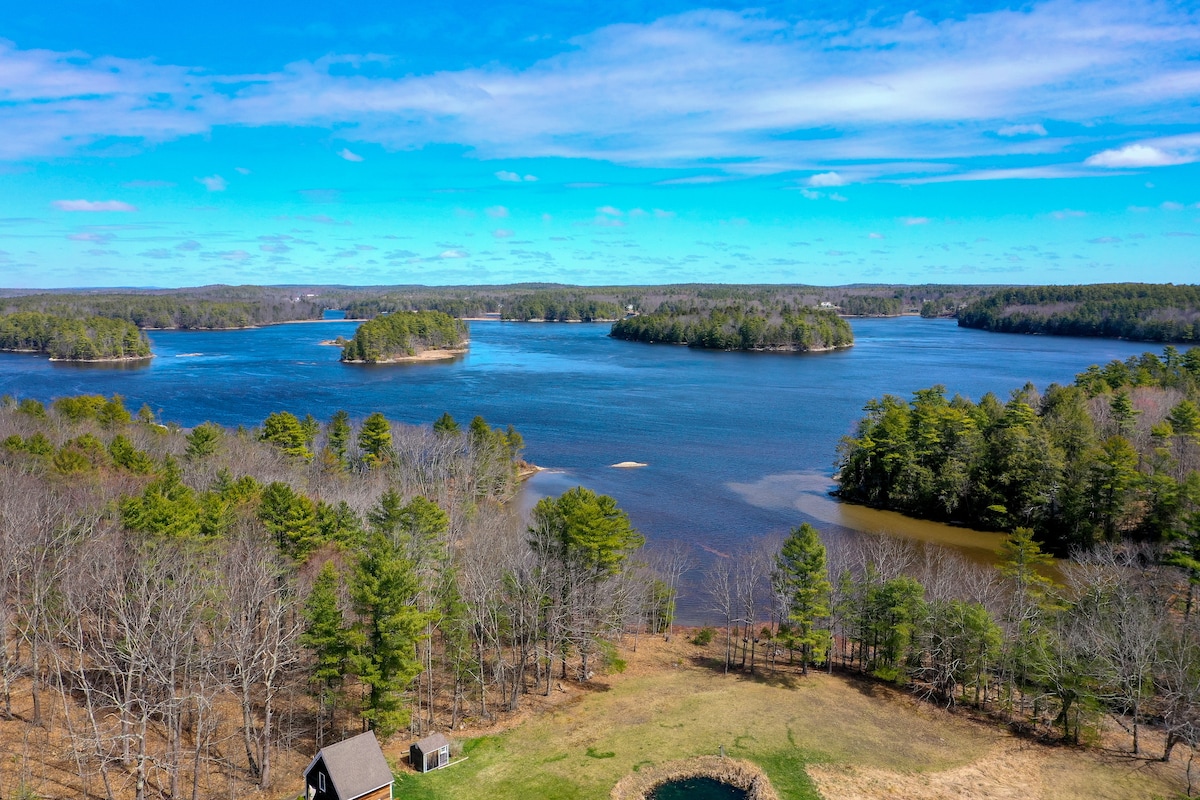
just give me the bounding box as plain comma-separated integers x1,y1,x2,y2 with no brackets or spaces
0,317,1160,620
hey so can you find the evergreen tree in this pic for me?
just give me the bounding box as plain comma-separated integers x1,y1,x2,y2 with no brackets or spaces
775,523,832,674
327,410,352,466
185,422,223,460
433,412,460,435
260,411,313,460
302,562,353,746
350,532,427,739
358,412,393,467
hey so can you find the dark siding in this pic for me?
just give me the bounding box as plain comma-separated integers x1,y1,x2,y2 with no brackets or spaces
305,757,339,800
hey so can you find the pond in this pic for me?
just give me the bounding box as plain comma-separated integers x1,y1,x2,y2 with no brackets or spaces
649,776,749,800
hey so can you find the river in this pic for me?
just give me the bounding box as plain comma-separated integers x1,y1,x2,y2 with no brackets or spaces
0,317,1163,619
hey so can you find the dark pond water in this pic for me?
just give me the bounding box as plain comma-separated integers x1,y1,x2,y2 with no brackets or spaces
648,776,748,800
0,317,1162,620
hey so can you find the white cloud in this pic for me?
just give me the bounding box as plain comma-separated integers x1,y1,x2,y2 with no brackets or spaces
902,216,930,225
492,229,514,238
653,208,676,218
338,148,364,162
997,123,1048,137
52,199,137,212
3,2,1200,182
869,232,885,239
1161,200,1184,210
597,206,623,216
439,249,468,258
235,167,252,175
1050,208,1087,219
829,193,848,202
808,171,845,187
799,188,822,200
198,175,227,192
486,205,509,218
1085,144,1193,168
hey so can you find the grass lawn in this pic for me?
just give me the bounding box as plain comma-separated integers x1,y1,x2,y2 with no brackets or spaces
389,635,1172,800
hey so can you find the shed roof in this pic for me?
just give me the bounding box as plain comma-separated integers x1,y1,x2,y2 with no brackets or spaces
306,731,393,800
413,732,451,753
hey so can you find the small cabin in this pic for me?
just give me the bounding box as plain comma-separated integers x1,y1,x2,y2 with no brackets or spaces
303,731,393,800
410,732,452,773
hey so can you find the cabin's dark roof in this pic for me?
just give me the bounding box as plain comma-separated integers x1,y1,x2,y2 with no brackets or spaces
306,731,393,800
413,732,451,753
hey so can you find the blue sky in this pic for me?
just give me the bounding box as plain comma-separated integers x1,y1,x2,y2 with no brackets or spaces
1,0,1198,288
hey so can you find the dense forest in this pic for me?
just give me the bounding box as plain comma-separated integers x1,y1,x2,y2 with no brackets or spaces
340,311,469,363
0,312,151,361
0,395,668,799
610,304,853,351
957,284,1200,342
835,346,1200,554
499,291,625,322
1,287,329,329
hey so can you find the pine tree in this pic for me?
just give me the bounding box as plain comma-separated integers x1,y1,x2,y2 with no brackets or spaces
775,523,832,674
302,562,352,746
327,410,351,467
358,412,392,467
350,532,427,739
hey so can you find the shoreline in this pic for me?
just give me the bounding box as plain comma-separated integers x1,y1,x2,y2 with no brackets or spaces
46,354,154,363
341,346,468,364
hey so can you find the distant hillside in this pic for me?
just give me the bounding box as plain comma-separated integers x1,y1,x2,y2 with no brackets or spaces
957,283,1200,342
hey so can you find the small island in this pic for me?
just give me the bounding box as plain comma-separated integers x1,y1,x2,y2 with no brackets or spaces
0,311,152,362
610,304,853,351
340,310,469,363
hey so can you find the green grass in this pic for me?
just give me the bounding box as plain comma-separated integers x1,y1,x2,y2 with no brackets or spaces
389,649,1183,800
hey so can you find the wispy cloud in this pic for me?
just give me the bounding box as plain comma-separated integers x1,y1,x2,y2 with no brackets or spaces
52,199,137,212
902,216,930,225
495,170,537,181
197,175,227,191
492,229,514,238
338,148,364,162
997,124,1049,137
1050,208,1087,219
486,205,509,218
3,1,1199,180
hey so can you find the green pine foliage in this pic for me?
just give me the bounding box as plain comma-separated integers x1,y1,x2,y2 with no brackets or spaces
957,283,1200,342
611,304,853,351
836,347,1200,553
0,312,151,360
340,310,468,363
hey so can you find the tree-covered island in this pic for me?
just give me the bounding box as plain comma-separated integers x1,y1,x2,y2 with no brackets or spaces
0,311,151,361
340,310,469,363
610,304,853,351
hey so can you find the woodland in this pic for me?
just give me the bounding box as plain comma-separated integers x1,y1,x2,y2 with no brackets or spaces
0,397,671,799
956,283,1200,342
609,304,853,351
338,311,469,363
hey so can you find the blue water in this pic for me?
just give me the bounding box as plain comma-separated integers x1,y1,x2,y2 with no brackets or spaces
0,318,1160,619
649,777,747,800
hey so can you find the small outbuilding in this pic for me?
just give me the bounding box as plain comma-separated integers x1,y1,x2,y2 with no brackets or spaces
410,732,452,773
303,731,394,800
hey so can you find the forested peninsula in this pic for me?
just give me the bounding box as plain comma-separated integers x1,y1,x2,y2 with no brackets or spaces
610,304,853,351
835,345,1200,554
0,311,151,361
340,310,469,363
956,283,1200,342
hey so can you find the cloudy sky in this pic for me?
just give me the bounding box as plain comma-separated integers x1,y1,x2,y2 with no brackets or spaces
1,0,1198,288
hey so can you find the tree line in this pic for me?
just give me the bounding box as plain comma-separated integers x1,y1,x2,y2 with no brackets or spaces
835,346,1200,555
610,303,854,351
0,312,151,361
340,311,469,363
499,291,625,322
956,283,1200,342
0,395,668,799
708,524,1200,774
1,289,330,329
